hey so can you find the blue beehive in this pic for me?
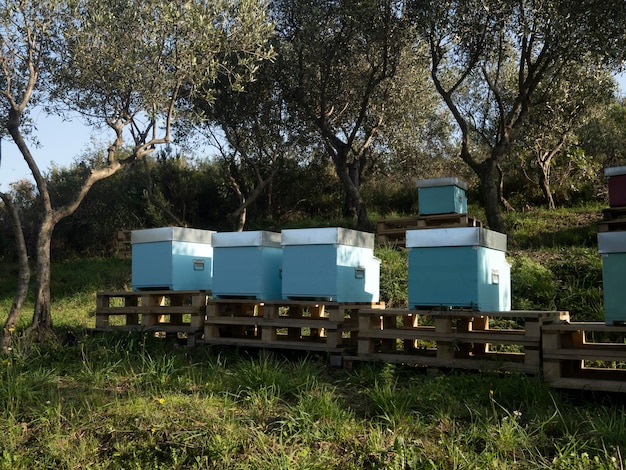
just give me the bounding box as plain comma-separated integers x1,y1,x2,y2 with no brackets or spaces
131,227,215,291
281,228,380,302
416,177,468,215
212,231,283,300
407,227,511,311
598,232,626,325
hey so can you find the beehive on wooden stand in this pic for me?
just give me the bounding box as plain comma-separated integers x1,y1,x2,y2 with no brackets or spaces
416,177,468,215
131,227,215,291
212,231,283,300
406,227,511,311
280,228,380,303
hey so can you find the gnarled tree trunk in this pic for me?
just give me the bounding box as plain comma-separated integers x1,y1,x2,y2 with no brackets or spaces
0,192,30,353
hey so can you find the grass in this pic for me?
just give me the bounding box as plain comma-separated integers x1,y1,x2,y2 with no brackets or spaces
0,338,624,468
0,204,624,468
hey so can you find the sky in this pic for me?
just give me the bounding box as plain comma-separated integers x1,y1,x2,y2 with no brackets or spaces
1,73,626,191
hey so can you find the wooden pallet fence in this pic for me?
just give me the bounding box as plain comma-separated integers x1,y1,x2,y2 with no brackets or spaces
95,290,209,346
542,321,626,393
416,213,483,230
116,230,132,258
602,206,626,221
376,214,483,246
376,217,421,245
354,308,568,374
203,299,385,352
597,206,626,232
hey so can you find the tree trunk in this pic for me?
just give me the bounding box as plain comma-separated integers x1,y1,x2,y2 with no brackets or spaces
230,207,247,232
332,152,372,231
476,159,507,234
0,192,31,354
538,164,556,210
28,214,55,334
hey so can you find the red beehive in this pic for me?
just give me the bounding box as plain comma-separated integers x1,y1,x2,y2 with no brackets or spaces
605,167,626,208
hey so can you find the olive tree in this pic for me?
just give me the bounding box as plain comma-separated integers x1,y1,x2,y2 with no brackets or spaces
274,0,411,230
412,0,626,232
0,0,273,345
514,68,616,209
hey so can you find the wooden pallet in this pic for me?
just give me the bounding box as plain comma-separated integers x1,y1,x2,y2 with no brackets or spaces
597,219,626,232
376,214,483,246
416,213,483,229
376,217,421,245
353,308,569,375
202,299,385,352
95,290,210,346
542,321,626,392
116,230,132,257
602,206,626,221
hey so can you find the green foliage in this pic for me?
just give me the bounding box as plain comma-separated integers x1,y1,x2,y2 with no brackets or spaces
375,245,408,309
0,336,625,469
505,206,603,249
510,254,557,311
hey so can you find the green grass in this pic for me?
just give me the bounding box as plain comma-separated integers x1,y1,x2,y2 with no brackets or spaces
0,339,624,468
0,204,624,468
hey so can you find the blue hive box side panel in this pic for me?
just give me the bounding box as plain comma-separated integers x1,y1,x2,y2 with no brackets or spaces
281,245,338,300
408,246,480,309
418,185,468,215
132,242,173,290
408,246,510,311
476,249,511,311
132,241,213,290
335,246,380,303
601,253,626,325
213,246,283,300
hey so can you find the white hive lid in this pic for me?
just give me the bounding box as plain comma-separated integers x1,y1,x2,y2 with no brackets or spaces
415,177,469,191
131,227,215,244
598,232,626,253
406,227,507,251
281,227,374,249
604,166,626,177
212,230,282,248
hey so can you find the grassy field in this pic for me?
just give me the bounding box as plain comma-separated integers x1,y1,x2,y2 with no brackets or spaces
0,205,625,469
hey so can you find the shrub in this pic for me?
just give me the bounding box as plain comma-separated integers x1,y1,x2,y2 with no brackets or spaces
375,245,408,308
510,254,557,311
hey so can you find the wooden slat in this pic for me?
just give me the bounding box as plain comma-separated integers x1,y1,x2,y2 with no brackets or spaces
543,346,626,361
542,321,626,333
544,377,626,393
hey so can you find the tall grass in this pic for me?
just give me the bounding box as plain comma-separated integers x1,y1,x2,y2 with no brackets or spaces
0,205,623,467
1,336,625,468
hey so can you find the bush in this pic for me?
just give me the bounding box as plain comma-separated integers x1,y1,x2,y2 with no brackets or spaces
509,254,557,311
375,245,408,308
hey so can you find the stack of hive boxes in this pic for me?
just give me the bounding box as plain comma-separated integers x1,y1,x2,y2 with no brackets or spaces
407,178,511,311
598,166,626,325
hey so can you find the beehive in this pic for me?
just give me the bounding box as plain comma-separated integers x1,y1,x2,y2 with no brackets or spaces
406,227,511,311
131,227,214,291
605,166,626,208
416,177,468,215
598,232,626,325
280,228,380,302
212,231,283,300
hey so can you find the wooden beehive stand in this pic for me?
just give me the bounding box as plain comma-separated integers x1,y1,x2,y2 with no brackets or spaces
598,206,626,232
351,308,568,375
95,290,210,346
116,230,132,258
202,299,385,353
377,214,483,246
542,321,626,393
